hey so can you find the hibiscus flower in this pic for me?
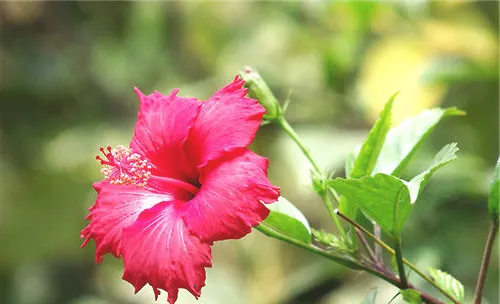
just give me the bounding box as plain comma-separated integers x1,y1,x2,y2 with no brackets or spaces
81,76,280,303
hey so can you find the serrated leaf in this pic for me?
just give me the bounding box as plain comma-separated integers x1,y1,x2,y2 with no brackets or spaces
311,228,339,246
361,288,378,304
429,268,464,302
340,93,397,219
311,228,354,253
260,196,311,243
329,174,412,238
407,143,458,202
373,107,464,177
400,289,422,304
488,157,500,220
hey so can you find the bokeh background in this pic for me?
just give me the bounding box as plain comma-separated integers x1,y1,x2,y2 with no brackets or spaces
0,1,498,304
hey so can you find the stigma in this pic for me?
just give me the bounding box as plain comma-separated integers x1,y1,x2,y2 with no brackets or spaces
96,145,151,187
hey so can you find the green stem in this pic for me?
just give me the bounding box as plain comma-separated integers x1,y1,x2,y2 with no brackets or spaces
394,238,408,289
321,191,348,241
334,209,461,304
276,116,322,174
276,116,347,238
473,220,499,304
255,223,364,271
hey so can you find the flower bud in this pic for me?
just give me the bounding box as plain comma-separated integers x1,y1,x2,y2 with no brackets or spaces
239,66,281,120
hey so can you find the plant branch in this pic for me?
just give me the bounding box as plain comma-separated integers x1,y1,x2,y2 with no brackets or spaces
355,228,378,263
394,238,408,289
276,116,347,238
255,223,445,304
334,209,462,304
320,191,348,241
373,222,382,262
276,116,322,174
256,223,368,271
473,220,499,304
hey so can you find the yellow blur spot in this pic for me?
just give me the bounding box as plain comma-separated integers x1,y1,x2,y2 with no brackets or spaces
357,37,445,124
423,20,498,63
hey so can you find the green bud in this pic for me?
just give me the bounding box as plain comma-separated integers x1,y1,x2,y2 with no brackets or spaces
239,66,281,120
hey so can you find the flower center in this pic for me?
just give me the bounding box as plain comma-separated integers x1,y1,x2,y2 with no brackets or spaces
96,145,151,187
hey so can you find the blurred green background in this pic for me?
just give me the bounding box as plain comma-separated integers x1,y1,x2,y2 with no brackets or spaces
0,1,498,304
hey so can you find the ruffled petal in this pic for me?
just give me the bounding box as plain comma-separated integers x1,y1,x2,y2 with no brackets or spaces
81,179,187,262
185,77,266,169
131,88,200,183
181,149,280,242
121,201,212,304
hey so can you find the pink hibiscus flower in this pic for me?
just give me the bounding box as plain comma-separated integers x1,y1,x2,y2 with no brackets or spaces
81,76,280,303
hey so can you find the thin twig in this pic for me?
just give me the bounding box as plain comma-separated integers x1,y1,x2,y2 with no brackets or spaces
374,222,382,262
473,220,499,304
276,116,347,239
355,228,378,263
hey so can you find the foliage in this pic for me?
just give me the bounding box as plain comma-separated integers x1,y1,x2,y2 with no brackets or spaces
428,268,465,303
260,196,312,244
400,289,422,304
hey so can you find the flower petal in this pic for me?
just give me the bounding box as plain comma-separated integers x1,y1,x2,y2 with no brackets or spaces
181,149,280,242
121,201,212,304
131,88,200,183
81,180,184,262
185,77,266,169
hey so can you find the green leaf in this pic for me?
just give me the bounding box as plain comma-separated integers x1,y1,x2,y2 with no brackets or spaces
351,92,397,178
407,143,459,202
488,157,500,220
361,288,378,304
311,228,339,247
311,228,354,253
329,174,412,238
340,93,397,218
261,196,312,243
345,149,358,178
428,268,464,302
373,107,464,177
400,289,422,304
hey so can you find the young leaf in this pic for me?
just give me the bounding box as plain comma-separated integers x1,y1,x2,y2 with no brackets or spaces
329,174,412,238
260,196,312,243
488,157,500,220
350,92,397,178
428,268,465,302
311,228,354,253
407,143,458,202
340,93,397,219
361,288,378,304
373,107,464,177
400,289,422,304
311,228,340,247
345,148,358,178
